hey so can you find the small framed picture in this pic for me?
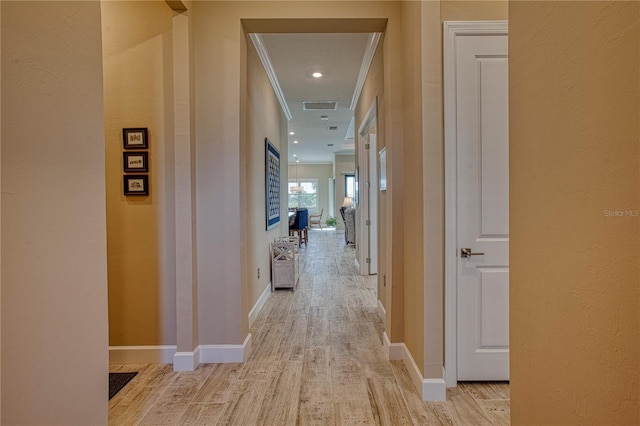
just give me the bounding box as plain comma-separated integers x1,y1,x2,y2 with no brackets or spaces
123,152,149,173
123,175,149,196
123,128,148,149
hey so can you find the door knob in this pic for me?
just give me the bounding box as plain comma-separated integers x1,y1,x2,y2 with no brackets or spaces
460,248,485,259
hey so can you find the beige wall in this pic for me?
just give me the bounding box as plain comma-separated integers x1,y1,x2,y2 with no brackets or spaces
288,163,332,217
244,38,287,326
510,1,639,423
380,5,408,350
193,2,243,345
400,0,426,375
441,0,508,21
1,1,108,423
420,0,444,380
102,1,177,346
172,1,199,356
355,41,394,333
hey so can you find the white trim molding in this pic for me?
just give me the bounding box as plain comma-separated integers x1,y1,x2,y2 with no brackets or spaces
249,283,271,327
443,20,509,388
248,34,293,121
382,332,403,361
199,333,252,363
350,32,382,110
109,335,252,369
173,347,201,372
109,345,177,364
423,376,448,402
383,337,446,401
357,97,377,137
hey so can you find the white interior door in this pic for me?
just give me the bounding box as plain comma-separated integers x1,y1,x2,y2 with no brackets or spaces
368,134,378,275
357,99,378,276
356,133,369,274
449,23,509,381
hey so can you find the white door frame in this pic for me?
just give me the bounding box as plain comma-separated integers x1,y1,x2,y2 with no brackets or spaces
367,133,378,274
443,20,508,388
357,98,378,275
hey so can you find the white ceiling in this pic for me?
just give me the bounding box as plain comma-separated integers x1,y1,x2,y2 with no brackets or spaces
257,33,375,164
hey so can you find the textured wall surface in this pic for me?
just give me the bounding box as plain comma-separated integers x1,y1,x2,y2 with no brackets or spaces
1,1,108,423
245,38,286,328
510,1,640,423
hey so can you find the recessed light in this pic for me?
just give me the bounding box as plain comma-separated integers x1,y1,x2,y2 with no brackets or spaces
320,115,329,121
296,160,300,163
312,72,323,78
289,131,295,135
293,154,297,157
293,140,299,144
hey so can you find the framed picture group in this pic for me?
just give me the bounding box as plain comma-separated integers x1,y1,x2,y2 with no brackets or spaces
122,128,149,196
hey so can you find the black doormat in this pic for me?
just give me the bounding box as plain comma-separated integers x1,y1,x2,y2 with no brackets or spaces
109,372,138,400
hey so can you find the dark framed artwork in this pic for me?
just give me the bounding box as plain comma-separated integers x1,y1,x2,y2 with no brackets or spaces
265,138,281,230
123,152,149,173
123,175,149,196
123,128,148,149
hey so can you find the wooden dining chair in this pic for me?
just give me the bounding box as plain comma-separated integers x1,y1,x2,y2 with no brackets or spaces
309,208,323,229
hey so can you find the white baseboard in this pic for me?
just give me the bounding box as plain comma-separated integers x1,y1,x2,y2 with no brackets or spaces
173,346,201,371
109,345,176,364
381,336,447,401
109,334,252,369
377,299,386,322
382,332,404,361
242,333,252,361
249,283,271,327
423,377,447,401
401,344,446,401
199,333,252,363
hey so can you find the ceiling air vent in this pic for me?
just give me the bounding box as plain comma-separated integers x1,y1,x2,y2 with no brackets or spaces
328,126,339,131
302,101,338,111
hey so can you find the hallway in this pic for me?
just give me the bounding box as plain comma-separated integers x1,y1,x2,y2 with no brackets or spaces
109,230,509,425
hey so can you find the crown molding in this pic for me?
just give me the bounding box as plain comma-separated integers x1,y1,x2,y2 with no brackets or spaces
249,33,293,121
350,32,382,111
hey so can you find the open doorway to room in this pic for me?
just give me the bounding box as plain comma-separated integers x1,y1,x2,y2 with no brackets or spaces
244,23,385,341
249,30,381,281
237,21,400,416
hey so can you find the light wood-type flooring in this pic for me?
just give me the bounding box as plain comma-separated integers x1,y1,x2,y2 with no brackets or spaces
109,229,509,425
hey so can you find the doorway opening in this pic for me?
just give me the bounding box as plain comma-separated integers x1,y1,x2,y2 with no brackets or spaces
244,19,386,336
356,98,379,276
